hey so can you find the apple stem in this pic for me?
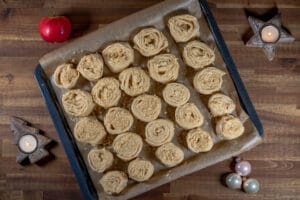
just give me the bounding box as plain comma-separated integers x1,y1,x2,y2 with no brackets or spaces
50,5,56,17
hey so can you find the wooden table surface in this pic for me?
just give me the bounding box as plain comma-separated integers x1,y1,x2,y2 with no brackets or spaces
1,0,299,200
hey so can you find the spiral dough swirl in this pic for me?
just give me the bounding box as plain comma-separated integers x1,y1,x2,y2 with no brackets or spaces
147,54,179,84
216,115,245,140
77,53,104,82
99,171,128,195
74,116,107,145
175,103,204,130
62,89,95,117
155,143,184,167
162,83,190,107
133,28,169,57
102,42,134,73
145,119,175,147
131,94,162,122
87,148,113,173
54,63,79,89
193,67,226,95
128,158,154,182
112,132,143,161
168,14,200,43
104,107,134,135
183,40,215,69
91,77,121,108
208,93,236,117
186,128,213,153
119,67,150,97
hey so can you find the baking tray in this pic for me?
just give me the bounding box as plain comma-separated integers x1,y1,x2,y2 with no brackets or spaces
34,0,263,199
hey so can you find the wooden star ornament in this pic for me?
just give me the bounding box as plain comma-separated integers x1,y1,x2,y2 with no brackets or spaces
10,116,54,165
246,14,295,61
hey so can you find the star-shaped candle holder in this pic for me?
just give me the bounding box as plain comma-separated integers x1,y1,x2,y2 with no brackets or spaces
246,14,295,61
10,116,55,165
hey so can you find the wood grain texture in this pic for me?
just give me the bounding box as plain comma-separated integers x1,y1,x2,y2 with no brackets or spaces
0,0,299,199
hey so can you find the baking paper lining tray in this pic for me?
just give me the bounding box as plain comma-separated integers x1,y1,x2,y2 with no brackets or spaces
35,0,263,199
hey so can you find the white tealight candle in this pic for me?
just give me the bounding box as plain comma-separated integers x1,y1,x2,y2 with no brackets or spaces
18,134,38,153
261,25,280,43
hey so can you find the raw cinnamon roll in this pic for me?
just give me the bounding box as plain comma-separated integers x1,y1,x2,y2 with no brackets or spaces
131,94,161,122
155,143,184,167
104,107,134,135
74,116,107,145
91,77,121,108
112,132,143,161
216,115,245,140
145,119,175,147
62,89,95,117
175,103,203,130
127,158,154,182
99,171,128,195
87,148,113,173
133,27,169,57
54,63,79,89
186,128,213,153
208,93,236,117
193,67,226,95
168,14,200,43
77,53,104,82
162,83,190,107
182,40,215,69
102,42,134,73
119,67,150,97
147,54,179,84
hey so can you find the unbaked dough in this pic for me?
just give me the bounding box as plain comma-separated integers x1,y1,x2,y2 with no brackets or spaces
74,116,107,145
119,67,150,97
208,93,236,117
155,142,184,167
131,94,161,122
54,63,80,89
77,53,104,81
87,148,113,173
127,158,154,182
162,83,190,107
133,27,169,57
112,132,143,161
168,14,200,42
91,77,121,108
182,40,215,69
186,128,213,153
62,89,95,117
175,103,203,129
99,171,128,195
102,42,134,73
216,115,245,140
147,54,179,84
104,107,134,135
145,119,175,147
193,67,226,95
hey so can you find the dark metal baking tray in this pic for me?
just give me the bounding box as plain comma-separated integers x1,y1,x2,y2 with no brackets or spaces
34,0,263,199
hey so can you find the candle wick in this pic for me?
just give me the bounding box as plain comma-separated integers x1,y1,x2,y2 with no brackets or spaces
25,141,32,147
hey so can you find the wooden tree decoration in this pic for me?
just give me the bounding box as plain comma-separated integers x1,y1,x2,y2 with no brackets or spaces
10,116,54,164
246,14,295,61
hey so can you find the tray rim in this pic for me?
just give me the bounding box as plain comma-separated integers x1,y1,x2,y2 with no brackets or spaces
34,65,98,200
34,0,264,199
199,0,263,137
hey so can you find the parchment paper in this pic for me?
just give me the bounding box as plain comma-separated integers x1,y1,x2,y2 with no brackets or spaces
39,0,262,199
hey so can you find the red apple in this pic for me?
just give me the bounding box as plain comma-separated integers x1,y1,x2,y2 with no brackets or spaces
38,16,71,43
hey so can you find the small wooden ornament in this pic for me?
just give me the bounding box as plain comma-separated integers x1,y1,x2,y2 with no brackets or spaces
10,116,54,165
246,14,295,61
